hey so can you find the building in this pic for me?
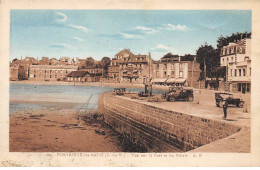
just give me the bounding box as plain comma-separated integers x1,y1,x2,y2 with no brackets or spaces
9,60,30,81
59,57,74,65
108,58,120,82
39,57,50,65
152,59,201,88
67,71,102,82
220,38,251,93
80,65,104,75
23,57,39,65
50,58,59,65
108,49,152,84
75,57,87,68
29,65,78,81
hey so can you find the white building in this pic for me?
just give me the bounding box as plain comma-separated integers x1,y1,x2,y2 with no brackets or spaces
220,38,251,93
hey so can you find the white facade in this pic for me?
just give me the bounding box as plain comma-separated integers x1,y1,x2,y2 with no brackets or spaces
220,38,251,93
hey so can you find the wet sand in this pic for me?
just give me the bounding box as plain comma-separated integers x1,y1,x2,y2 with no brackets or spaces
9,108,123,152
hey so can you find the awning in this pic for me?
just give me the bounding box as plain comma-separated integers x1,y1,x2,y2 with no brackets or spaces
212,66,226,73
175,78,186,83
165,78,186,84
165,78,176,83
133,70,138,73
152,78,167,83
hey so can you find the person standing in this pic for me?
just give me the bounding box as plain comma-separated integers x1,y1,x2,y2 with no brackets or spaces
223,98,228,119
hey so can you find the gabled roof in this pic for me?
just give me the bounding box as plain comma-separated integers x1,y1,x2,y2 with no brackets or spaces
67,71,89,77
115,49,135,57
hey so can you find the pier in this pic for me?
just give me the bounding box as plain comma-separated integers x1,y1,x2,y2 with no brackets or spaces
98,92,250,152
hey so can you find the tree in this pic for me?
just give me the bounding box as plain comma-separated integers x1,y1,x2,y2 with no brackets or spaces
86,57,95,66
217,32,251,50
196,43,219,80
12,58,18,63
161,53,179,62
101,57,111,78
180,54,195,61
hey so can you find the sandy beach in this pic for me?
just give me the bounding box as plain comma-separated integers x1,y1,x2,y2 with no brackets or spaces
9,107,123,152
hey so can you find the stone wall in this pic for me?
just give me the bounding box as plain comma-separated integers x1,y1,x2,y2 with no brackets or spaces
98,92,241,152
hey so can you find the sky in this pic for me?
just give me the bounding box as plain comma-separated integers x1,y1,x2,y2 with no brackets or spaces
10,10,251,61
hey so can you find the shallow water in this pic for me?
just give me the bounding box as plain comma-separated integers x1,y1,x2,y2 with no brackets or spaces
9,83,163,114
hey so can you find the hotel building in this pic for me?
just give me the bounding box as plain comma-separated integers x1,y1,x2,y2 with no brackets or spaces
220,38,251,93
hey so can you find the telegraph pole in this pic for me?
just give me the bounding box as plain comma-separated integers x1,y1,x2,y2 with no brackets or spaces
204,57,206,88
191,58,194,88
148,52,152,101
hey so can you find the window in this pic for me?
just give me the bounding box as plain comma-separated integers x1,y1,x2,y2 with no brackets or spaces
171,64,175,69
238,83,241,91
179,71,183,78
243,69,246,76
231,57,233,62
179,63,182,69
235,69,237,76
163,64,167,70
171,71,175,78
163,71,167,78
230,69,233,77
156,71,159,78
239,69,241,76
156,64,159,70
247,83,250,92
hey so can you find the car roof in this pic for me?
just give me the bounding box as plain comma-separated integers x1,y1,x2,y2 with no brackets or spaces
216,92,232,95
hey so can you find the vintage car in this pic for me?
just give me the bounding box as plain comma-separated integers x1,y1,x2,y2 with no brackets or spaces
113,88,126,95
161,87,183,99
215,92,245,107
161,87,193,102
138,85,152,97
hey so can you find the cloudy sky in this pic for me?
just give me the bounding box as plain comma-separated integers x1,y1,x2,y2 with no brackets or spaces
10,10,251,61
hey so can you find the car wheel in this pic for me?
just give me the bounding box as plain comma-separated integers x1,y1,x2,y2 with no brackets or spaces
169,96,175,102
239,101,244,108
161,93,166,99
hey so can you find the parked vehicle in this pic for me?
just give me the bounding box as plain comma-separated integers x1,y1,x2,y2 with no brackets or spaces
161,87,183,99
215,93,245,107
138,85,152,97
114,88,126,95
138,91,149,97
161,87,193,102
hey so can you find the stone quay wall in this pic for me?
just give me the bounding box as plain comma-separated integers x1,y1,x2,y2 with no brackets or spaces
98,92,241,152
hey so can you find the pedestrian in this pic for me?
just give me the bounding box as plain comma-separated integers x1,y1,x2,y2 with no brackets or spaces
223,98,228,119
